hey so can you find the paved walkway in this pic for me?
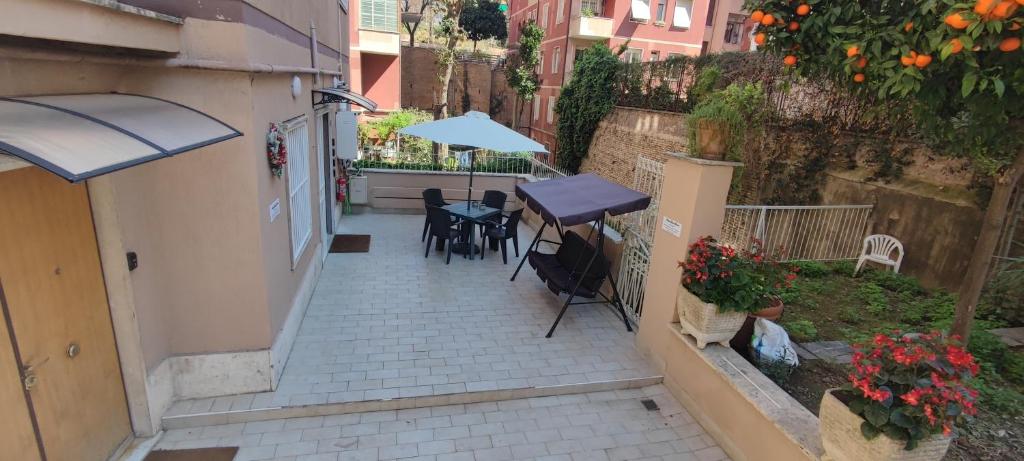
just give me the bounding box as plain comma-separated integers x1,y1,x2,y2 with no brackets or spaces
168,213,655,416
156,385,729,461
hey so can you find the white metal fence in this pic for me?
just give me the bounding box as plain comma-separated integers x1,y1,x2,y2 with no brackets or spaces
721,205,874,261
355,149,573,180
615,156,665,325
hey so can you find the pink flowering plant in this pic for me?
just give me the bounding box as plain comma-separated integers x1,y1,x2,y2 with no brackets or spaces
678,236,798,313
844,331,980,450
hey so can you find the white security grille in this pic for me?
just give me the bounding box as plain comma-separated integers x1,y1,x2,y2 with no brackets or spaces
287,119,313,265
721,205,873,260
615,155,664,325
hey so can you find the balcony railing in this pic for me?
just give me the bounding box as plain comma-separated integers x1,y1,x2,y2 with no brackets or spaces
570,14,614,40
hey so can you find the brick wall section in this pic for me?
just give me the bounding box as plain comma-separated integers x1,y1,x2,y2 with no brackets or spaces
580,107,688,188
400,46,513,126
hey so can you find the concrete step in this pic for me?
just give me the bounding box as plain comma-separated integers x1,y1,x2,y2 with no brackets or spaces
161,375,664,430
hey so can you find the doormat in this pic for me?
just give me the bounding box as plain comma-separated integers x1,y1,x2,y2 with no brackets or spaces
329,234,371,253
144,447,238,461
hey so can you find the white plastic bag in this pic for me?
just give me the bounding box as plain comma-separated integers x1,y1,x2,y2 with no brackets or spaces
752,318,799,367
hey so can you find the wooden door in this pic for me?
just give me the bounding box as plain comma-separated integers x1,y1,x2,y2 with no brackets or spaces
0,167,131,461
0,292,43,461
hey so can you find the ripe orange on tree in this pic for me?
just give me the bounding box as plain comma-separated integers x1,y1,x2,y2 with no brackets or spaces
751,10,764,22
853,73,866,83
904,22,914,32
796,4,810,15
990,0,1019,19
999,37,1021,51
846,45,860,57
783,54,798,66
914,54,933,68
788,21,799,31
975,0,998,16
854,57,868,69
945,12,972,29
754,32,767,45
949,38,964,54
761,14,776,26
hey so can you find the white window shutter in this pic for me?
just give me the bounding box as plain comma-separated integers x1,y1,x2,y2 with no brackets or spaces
631,0,651,21
286,119,313,264
673,3,692,28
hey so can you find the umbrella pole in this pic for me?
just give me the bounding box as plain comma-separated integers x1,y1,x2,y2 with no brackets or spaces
467,149,475,209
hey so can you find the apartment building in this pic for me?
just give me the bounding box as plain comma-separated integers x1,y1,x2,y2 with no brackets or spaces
506,0,749,161
0,1,375,459
351,0,402,112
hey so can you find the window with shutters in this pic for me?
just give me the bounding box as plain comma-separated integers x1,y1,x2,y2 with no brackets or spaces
556,0,565,23
534,96,541,120
552,47,560,74
541,3,549,27
360,0,398,32
285,117,313,265
655,0,666,22
546,97,555,123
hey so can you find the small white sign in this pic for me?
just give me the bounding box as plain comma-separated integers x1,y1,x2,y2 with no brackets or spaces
661,216,682,237
269,198,281,222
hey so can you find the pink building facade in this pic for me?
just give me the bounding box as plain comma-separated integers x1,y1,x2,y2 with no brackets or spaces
507,0,749,162
349,0,402,113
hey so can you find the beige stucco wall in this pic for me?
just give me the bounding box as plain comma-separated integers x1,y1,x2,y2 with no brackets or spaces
246,0,343,52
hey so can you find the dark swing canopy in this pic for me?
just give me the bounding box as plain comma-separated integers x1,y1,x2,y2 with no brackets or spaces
511,173,652,337
515,173,652,227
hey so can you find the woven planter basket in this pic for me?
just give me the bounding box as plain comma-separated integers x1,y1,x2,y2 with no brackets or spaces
820,390,951,461
676,287,748,349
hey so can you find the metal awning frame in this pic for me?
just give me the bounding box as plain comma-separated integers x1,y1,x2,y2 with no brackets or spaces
0,93,242,183
312,86,378,112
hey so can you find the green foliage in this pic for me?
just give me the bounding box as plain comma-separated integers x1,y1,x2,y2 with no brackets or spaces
555,44,621,173
686,82,767,161
864,269,925,296
686,65,722,108
792,260,830,278
358,109,434,159
832,260,856,276
782,319,818,342
505,20,544,103
459,0,507,48
856,282,889,314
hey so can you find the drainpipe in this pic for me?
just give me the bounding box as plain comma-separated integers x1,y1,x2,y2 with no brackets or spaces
310,21,322,87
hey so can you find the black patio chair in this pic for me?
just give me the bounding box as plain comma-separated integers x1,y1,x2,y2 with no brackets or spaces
483,208,523,264
478,189,507,239
424,206,462,264
421,188,448,242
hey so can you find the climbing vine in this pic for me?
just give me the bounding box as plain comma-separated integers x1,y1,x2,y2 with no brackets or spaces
505,20,544,130
554,44,622,173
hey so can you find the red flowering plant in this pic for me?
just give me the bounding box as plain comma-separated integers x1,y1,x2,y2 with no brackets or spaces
843,331,980,450
679,236,798,313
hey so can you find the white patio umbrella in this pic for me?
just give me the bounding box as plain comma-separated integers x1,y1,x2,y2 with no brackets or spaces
399,111,548,205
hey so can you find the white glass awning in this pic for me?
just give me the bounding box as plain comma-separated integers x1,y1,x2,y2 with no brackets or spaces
312,87,378,112
0,93,241,182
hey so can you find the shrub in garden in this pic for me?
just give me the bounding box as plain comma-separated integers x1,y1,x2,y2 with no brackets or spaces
845,332,979,449
792,260,830,278
783,319,818,342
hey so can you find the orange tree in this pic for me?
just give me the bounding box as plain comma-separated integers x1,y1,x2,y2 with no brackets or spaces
745,0,1024,343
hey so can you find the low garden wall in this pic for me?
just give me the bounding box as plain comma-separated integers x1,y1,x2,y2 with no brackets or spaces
360,169,524,211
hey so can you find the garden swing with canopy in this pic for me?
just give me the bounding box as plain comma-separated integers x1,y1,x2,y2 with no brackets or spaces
511,174,652,337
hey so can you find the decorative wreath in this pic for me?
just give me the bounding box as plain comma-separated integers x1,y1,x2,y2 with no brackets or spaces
266,122,288,178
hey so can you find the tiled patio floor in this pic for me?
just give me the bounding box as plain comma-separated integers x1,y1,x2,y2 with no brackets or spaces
156,385,730,461
166,212,657,423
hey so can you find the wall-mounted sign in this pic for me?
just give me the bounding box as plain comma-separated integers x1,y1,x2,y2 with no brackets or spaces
269,198,281,222
662,216,682,237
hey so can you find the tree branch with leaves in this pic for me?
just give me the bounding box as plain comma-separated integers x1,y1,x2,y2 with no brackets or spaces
746,0,1023,343
505,20,544,130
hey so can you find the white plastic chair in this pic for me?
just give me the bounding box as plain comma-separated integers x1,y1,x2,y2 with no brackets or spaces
854,234,904,275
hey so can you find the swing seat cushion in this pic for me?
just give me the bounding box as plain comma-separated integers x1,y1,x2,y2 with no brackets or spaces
528,231,607,299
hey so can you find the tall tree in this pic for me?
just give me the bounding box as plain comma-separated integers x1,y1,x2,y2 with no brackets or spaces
401,0,433,47
459,0,508,51
505,20,544,130
431,0,467,160
747,0,1023,343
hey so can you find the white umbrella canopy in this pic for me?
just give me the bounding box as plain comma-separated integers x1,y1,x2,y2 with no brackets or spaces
399,111,548,153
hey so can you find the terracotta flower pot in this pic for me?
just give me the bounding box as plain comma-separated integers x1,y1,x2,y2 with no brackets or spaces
820,390,951,461
753,297,784,321
695,120,729,161
676,287,748,349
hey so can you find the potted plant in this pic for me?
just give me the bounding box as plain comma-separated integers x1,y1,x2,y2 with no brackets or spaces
820,332,979,461
686,82,765,161
677,236,784,348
